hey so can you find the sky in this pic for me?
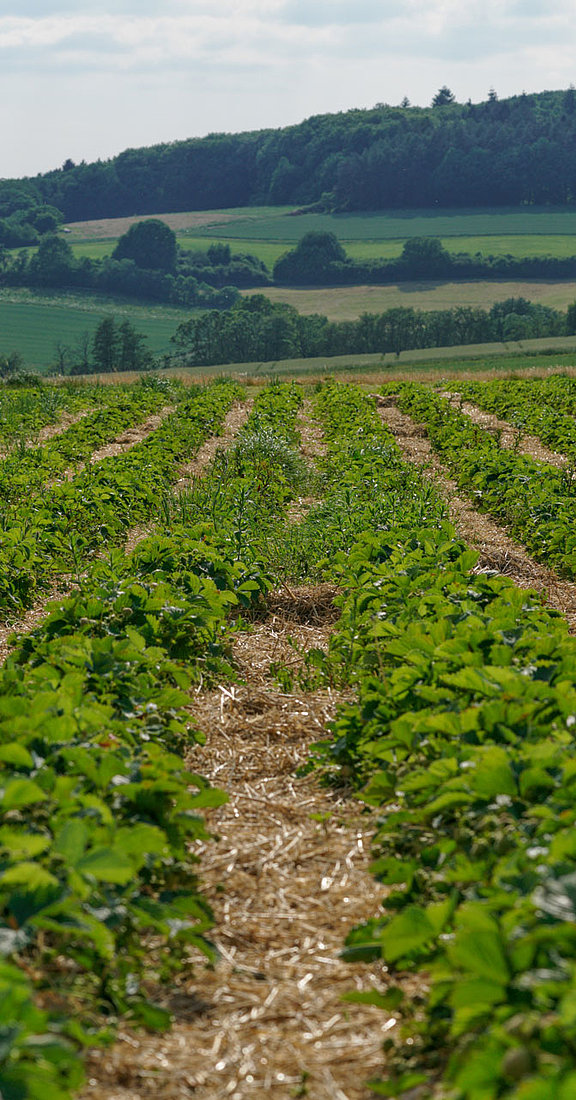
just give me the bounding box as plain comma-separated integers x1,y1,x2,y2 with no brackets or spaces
1,0,575,178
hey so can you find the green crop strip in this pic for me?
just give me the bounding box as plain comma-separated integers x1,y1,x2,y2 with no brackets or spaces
0,383,101,448
0,381,245,618
166,381,309,566
444,375,576,462
288,383,576,1097
0,380,314,1099
394,384,576,580
0,382,178,504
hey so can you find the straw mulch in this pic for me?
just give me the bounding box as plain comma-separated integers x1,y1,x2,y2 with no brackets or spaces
176,400,253,491
378,403,576,631
298,400,328,462
441,392,567,468
81,598,397,1100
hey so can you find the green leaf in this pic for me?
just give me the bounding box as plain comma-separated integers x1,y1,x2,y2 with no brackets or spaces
0,744,34,769
342,988,404,1010
130,1000,172,1032
380,906,435,963
449,929,510,983
1,779,48,810
75,848,134,884
1,863,59,890
115,825,168,860
365,1074,427,1097
53,821,89,864
0,830,50,859
469,747,517,798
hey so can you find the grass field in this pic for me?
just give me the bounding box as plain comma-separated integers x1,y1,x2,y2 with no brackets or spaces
97,336,576,386
65,205,576,241
66,233,576,268
244,280,576,319
62,205,576,268
0,290,188,370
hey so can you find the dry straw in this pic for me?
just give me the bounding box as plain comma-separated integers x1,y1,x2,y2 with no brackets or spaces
82,605,395,1100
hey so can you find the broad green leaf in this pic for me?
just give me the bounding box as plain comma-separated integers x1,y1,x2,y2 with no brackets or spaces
380,906,435,962
130,1000,172,1032
53,821,89,864
75,848,134,884
115,825,168,859
0,830,50,859
469,747,517,798
449,929,510,983
342,988,404,1010
1,863,58,891
0,744,34,769
1,779,48,810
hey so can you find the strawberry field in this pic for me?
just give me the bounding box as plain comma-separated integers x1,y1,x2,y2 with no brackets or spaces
3,372,576,1098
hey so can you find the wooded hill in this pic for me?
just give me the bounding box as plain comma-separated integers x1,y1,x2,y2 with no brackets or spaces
8,88,576,222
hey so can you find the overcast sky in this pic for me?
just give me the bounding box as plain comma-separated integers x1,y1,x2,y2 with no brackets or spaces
1,0,575,178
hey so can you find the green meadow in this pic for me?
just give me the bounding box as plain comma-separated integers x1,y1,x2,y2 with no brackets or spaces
63,205,576,268
0,291,188,370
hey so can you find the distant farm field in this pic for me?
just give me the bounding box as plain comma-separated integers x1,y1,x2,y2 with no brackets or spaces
0,291,188,369
63,205,576,269
188,206,576,243
247,280,576,319
66,205,576,242
68,233,576,268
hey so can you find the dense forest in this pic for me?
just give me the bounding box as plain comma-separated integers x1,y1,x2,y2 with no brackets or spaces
5,88,576,222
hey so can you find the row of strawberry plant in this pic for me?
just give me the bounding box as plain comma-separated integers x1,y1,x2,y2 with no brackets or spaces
0,381,307,1099
444,375,576,460
0,382,108,446
0,380,242,617
394,383,576,578
267,380,447,589
308,384,576,1098
0,383,177,503
168,380,308,564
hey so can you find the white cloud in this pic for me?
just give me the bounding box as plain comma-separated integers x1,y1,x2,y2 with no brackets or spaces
1,0,576,175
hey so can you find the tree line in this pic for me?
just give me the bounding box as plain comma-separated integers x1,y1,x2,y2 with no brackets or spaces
0,220,269,309
169,294,574,367
273,233,576,285
5,223,576,307
6,88,576,221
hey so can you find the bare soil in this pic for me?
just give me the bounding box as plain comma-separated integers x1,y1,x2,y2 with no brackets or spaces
378,402,576,630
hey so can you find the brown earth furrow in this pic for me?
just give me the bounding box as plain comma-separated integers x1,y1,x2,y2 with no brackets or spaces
440,391,567,468
82,608,391,1100
378,402,576,631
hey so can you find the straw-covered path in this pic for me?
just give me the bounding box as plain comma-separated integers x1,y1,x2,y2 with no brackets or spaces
80,400,394,1099
376,398,576,631
439,391,567,468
